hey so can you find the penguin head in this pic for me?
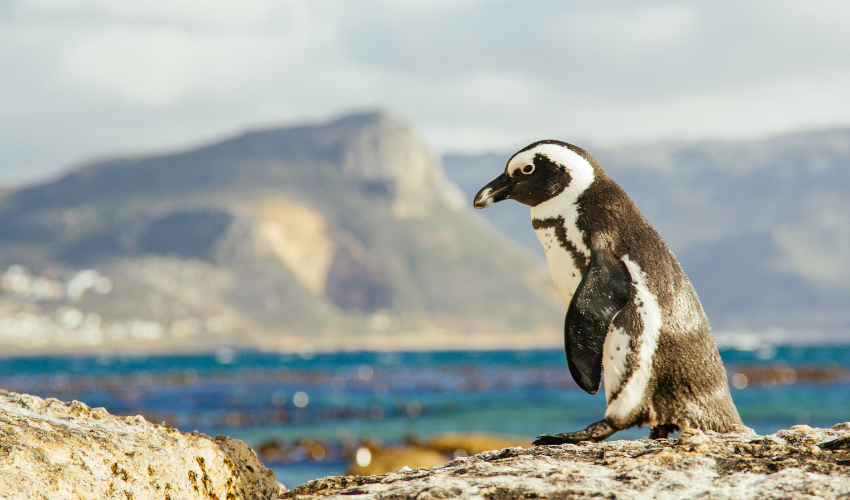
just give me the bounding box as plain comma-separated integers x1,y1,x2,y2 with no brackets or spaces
473,140,596,209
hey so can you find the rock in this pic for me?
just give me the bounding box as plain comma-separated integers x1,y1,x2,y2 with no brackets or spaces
285,423,850,500
0,389,280,500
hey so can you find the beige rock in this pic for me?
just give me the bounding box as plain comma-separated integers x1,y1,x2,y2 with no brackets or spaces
286,423,850,500
0,390,280,500
677,427,714,453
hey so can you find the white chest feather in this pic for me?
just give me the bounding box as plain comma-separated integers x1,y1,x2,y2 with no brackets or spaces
531,197,591,307
534,225,584,305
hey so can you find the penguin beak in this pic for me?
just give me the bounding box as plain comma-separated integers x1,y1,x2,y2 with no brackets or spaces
473,173,515,209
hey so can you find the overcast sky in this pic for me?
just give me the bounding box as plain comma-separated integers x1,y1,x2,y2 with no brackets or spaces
2,0,849,186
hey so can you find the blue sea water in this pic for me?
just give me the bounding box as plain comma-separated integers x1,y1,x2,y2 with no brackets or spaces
1,346,848,487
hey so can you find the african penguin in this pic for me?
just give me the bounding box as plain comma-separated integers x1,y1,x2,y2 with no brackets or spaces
473,140,742,444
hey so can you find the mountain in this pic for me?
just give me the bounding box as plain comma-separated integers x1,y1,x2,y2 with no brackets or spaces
0,113,561,353
443,128,850,343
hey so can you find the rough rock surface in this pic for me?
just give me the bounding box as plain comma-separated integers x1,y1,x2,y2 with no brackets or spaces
0,389,280,500
286,424,850,500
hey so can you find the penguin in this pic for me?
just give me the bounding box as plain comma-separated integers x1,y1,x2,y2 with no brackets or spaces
473,140,742,444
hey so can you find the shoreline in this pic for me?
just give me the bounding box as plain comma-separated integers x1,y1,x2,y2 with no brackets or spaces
1,327,849,359
0,329,564,359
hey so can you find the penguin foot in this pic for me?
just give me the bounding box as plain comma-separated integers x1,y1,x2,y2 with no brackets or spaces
648,424,681,439
533,419,615,445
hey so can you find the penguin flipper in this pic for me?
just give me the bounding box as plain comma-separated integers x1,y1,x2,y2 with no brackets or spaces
565,248,631,394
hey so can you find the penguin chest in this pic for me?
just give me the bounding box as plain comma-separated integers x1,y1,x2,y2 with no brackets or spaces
534,223,587,306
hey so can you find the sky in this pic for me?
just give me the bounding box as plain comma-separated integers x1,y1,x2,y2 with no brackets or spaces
2,0,850,186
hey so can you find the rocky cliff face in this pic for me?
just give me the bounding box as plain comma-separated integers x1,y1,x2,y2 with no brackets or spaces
0,389,280,500
331,113,465,218
287,424,850,500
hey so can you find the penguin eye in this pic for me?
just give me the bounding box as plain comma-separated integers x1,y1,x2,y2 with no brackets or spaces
521,164,535,175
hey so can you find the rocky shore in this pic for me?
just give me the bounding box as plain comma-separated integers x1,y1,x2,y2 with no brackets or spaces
287,424,850,500
0,389,281,499
3,387,850,499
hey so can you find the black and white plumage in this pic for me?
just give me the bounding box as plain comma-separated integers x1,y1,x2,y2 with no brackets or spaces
473,140,742,444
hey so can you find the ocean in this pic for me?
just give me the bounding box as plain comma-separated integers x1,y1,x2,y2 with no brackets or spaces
1,346,848,487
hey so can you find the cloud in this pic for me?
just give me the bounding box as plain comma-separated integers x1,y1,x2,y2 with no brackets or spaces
1,0,849,185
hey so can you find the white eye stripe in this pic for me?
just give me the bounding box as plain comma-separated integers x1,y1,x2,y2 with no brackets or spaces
521,164,535,175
